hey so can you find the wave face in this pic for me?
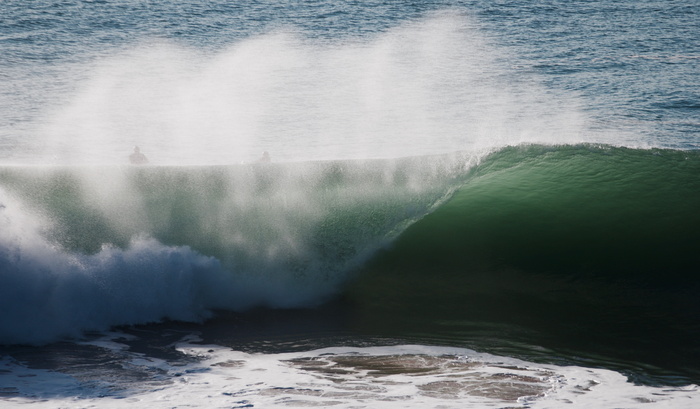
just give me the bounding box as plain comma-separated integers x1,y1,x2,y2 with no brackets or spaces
0,155,467,344
1,144,699,356
370,144,700,281
346,144,700,376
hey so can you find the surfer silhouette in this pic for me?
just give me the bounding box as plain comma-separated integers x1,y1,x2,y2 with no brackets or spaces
129,146,148,165
258,151,271,163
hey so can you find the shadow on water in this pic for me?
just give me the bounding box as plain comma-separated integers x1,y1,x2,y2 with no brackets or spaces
1,288,697,402
130,286,700,387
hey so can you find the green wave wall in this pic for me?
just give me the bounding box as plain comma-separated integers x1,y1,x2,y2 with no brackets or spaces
372,144,700,280
346,145,700,379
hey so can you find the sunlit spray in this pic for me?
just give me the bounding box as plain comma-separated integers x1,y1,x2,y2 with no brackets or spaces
36,13,587,166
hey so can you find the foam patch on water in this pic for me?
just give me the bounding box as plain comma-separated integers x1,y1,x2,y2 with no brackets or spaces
2,334,697,408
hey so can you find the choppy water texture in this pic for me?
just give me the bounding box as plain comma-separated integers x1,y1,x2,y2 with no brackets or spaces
1,0,699,408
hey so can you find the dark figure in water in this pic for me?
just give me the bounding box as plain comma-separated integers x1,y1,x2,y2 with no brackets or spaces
129,146,148,165
258,151,271,163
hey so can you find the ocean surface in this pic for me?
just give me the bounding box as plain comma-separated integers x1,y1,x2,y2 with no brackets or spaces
1,1,699,407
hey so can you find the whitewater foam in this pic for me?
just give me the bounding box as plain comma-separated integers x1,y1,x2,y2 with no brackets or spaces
0,186,344,345
2,334,697,408
0,153,469,345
